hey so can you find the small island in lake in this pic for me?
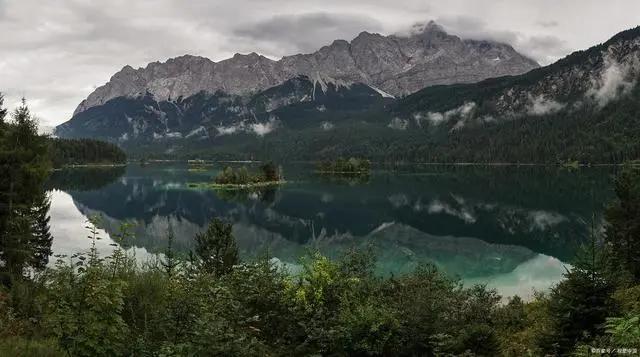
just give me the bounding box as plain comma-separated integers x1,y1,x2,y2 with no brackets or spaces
188,162,285,190
316,157,372,176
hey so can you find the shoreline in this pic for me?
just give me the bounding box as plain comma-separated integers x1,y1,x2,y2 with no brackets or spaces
187,180,286,190
53,163,127,171
315,170,371,173
145,160,638,167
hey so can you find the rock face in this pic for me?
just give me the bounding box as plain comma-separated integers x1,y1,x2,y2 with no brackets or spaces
73,21,539,115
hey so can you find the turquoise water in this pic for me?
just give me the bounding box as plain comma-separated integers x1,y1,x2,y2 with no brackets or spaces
48,164,616,299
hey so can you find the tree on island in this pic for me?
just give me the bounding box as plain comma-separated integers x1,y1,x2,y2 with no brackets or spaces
260,162,281,182
237,167,250,184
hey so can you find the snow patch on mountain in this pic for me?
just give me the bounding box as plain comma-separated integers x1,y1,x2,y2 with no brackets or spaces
368,85,396,99
371,221,396,234
186,126,207,138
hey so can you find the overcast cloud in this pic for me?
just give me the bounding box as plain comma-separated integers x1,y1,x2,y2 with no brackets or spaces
0,0,638,126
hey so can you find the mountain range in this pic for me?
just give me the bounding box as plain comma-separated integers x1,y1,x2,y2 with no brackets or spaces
56,23,640,163
70,21,538,115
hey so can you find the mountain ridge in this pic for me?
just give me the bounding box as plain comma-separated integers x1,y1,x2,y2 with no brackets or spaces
72,21,539,115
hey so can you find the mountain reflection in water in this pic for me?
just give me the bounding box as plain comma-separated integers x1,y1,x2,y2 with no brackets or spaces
47,164,615,298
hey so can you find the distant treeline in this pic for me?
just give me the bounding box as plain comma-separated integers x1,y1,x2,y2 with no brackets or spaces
51,138,127,168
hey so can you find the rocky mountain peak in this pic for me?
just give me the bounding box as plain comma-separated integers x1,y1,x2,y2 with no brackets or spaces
120,64,136,73
355,31,374,38
412,20,447,35
233,52,262,60
110,65,136,80
331,39,351,47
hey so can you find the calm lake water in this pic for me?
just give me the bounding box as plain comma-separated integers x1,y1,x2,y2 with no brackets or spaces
47,164,617,299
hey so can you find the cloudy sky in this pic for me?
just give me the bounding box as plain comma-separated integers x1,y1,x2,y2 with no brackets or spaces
1,0,638,126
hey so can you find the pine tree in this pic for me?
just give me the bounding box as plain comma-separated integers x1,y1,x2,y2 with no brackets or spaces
261,162,278,182
0,94,7,124
0,98,52,283
605,164,640,281
194,218,239,276
28,192,53,271
160,226,179,276
545,233,618,355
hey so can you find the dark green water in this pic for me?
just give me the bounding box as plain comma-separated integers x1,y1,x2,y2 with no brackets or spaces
47,164,617,298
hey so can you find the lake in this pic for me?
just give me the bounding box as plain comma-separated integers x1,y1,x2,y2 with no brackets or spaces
47,164,617,299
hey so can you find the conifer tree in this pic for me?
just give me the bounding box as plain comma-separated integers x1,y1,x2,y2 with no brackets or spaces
545,227,618,355
0,94,6,123
0,98,52,283
161,225,179,276
28,192,53,271
194,218,239,276
605,164,640,281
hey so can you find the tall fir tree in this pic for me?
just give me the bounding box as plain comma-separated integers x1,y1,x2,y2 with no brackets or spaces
0,94,6,124
605,164,640,281
28,192,53,271
0,97,52,284
544,223,619,355
194,218,239,276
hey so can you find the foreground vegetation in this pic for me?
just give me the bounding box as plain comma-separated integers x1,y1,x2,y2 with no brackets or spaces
2,94,640,355
2,162,640,356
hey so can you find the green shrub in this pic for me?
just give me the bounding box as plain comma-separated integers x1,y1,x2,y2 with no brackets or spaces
0,337,64,357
